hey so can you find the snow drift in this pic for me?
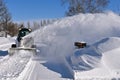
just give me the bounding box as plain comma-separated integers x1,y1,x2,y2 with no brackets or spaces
72,37,120,79
26,12,120,79
0,37,14,51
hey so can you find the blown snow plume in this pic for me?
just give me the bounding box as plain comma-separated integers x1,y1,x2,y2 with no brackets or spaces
27,12,120,59
24,12,120,79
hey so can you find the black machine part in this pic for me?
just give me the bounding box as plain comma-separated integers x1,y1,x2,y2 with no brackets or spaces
17,28,32,42
11,44,17,48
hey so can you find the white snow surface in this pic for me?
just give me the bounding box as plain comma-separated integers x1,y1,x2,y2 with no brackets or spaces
0,37,33,80
0,12,120,80
25,12,120,79
72,37,120,79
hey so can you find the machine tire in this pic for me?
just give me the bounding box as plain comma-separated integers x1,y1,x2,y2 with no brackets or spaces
11,44,16,48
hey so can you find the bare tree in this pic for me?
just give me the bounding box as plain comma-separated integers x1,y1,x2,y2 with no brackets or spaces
7,22,19,37
0,0,11,32
61,0,109,16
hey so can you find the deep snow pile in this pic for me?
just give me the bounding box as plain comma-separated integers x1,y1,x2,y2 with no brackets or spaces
71,45,102,71
96,37,120,70
72,37,120,79
25,12,120,79
71,37,120,71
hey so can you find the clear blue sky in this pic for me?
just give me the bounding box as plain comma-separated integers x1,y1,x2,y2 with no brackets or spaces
4,0,120,21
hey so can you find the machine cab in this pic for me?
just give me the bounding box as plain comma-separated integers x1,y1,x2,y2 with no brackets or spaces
17,28,32,42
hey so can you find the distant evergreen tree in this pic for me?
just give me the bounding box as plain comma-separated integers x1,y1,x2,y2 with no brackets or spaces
27,21,30,28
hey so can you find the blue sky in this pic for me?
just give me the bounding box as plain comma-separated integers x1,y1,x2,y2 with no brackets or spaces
4,0,120,21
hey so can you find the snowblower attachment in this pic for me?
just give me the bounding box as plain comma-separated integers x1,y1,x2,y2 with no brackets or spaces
8,47,36,56
8,27,36,56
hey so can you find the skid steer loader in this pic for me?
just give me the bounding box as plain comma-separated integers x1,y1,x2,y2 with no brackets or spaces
8,27,36,55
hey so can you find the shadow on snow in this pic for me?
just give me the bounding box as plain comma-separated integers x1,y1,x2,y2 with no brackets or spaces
42,61,73,79
0,50,8,56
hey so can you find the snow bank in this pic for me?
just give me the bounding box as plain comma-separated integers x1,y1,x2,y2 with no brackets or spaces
97,37,120,70
0,37,13,44
0,51,32,80
0,37,14,50
94,37,120,52
0,37,15,57
71,46,101,71
72,37,120,79
18,12,120,79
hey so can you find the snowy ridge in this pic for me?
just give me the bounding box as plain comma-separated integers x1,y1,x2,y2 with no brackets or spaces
72,37,120,79
0,53,31,80
17,58,36,80
94,37,120,53
71,46,101,71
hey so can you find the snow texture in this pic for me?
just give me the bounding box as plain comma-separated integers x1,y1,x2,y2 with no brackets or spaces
27,12,120,79
0,12,120,80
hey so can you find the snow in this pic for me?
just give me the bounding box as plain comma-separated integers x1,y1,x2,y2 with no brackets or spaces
71,47,101,71
0,37,33,80
27,12,120,59
0,12,120,80
72,37,120,79
0,51,32,80
94,37,120,52
0,37,14,51
25,12,120,80
25,60,62,80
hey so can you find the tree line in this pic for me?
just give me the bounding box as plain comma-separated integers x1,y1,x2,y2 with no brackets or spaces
0,0,19,37
0,0,60,37
22,19,58,31
0,0,115,37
